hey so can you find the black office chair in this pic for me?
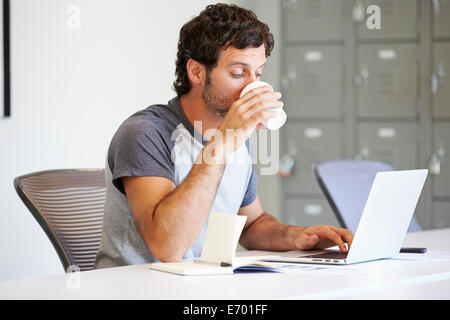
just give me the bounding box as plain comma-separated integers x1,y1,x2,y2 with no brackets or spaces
313,159,422,233
14,169,106,272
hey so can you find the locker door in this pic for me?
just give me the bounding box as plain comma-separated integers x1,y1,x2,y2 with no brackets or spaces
283,0,344,41
413,196,426,230
284,46,342,118
433,0,450,38
358,122,417,170
357,44,417,118
432,43,450,118
357,0,418,39
285,199,339,227
433,123,450,197
285,123,342,194
434,202,450,229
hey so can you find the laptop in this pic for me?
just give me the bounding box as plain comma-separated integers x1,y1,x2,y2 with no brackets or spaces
266,169,428,265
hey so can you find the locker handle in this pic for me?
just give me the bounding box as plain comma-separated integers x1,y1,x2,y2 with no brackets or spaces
431,74,439,95
432,0,441,14
355,146,370,161
281,65,298,90
355,66,370,87
429,145,445,176
282,0,298,11
431,62,445,95
352,0,365,23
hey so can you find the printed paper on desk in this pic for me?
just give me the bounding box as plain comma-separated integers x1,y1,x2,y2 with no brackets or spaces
199,212,247,265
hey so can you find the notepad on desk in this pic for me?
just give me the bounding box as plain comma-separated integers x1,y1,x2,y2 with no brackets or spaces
149,212,287,275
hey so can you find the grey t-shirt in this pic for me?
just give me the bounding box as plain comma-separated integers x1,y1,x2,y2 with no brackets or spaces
94,96,258,269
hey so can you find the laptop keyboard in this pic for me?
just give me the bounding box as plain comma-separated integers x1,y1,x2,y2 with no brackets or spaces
300,252,348,260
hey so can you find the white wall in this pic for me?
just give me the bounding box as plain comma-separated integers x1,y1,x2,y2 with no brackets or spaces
0,0,241,281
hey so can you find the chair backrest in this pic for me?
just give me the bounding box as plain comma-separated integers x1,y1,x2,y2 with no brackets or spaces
14,169,106,272
314,159,422,233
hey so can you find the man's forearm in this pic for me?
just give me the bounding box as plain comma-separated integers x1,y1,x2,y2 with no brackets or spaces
149,140,226,261
239,213,304,252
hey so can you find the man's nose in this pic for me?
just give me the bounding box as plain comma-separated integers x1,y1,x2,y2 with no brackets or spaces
244,74,258,87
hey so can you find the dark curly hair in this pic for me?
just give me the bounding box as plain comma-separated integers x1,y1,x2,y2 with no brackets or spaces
173,3,274,96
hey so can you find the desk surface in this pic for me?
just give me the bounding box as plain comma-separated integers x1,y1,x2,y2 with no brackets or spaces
1,228,450,300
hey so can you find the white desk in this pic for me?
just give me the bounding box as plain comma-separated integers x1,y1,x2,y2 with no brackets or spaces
1,228,449,300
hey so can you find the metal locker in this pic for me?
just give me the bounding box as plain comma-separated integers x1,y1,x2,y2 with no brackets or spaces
285,123,342,194
433,123,450,197
433,0,450,38
285,198,339,227
283,0,344,41
357,44,417,118
357,122,418,170
433,202,450,229
432,43,450,118
283,46,343,118
357,0,418,39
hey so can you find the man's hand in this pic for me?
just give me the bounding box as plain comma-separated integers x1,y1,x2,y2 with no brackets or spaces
215,85,283,155
293,225,354,253
238,198,353,254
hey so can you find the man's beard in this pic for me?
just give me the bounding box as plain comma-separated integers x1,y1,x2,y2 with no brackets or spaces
202,72,233,118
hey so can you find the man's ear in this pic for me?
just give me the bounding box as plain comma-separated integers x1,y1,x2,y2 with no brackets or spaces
186,58,206,86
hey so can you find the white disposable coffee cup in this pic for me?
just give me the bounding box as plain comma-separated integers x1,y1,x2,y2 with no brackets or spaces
240,81,287,131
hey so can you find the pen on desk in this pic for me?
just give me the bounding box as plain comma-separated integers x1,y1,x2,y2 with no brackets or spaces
195,259,232,267
400,247,427,254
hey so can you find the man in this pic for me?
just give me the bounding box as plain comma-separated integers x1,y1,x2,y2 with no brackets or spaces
94,3,353,269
